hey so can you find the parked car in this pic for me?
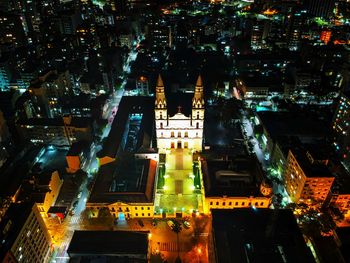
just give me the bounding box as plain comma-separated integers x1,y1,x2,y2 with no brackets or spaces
167,220,175,229
183,221,191,228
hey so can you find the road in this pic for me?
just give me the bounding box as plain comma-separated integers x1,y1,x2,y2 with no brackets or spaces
240,109,291,207
50,40,141,263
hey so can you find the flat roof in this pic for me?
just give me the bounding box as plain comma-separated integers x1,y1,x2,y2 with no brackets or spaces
211,209,314,263
18,117,92,128
97,96,155,159
67,230,149,257
257,111,329,142
291,148,334,178
89,157,157,204
0,203,33,259
202,156,265,197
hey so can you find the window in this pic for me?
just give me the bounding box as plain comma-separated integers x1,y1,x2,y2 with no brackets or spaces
229,202,232,206
141,207,144,210
135,207,138,210
260,202,264,206
160,123,163,129
142,213,144,216
136,213,138,216
210,202,213,205
242,202,245,206
196,122,199,129
148,213,150,216
235,202,238,205
255,202,258,206
171,132,174,137
216,202,219,205
248,202,251,206
222,202,226,206
185,132,188,137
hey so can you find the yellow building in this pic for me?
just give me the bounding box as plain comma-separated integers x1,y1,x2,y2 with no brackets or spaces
35,171,63,215
283,149,334,204
201,156,272,214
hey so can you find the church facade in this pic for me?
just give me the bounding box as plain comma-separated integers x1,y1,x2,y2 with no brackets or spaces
155,75,205,152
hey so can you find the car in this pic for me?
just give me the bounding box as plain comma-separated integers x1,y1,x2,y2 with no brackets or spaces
183,221,191,228
167,220,175,229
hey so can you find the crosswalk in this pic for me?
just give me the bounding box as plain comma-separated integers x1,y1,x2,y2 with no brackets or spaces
158,242,187,252
70,216,80,224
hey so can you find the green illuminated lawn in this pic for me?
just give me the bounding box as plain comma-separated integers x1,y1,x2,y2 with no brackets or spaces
155,149,202,214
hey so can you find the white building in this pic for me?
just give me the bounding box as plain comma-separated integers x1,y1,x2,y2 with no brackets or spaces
155,75,205,152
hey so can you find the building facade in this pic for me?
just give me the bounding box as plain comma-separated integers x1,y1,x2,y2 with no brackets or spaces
0,203,52,263
332,92,350,170
155,75,204,152
283,150,334,204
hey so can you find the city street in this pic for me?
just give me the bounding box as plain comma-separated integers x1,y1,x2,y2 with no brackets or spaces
49,41,141,263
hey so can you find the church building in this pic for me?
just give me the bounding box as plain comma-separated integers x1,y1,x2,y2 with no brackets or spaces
155,74,205,152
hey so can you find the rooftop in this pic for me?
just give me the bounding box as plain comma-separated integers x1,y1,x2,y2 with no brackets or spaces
67,230,149,258
89,156,157,204
0,203,33,259
202,156,265,197
257,111,329,142
97,96,155,159
211,209,314,263
290,147,334,178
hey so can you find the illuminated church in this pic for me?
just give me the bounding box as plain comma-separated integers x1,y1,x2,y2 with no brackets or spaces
155,74,204,152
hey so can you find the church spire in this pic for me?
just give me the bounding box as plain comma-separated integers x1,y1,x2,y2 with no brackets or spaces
155,74,166,108
157,74,164,88
193,75,204,108
196,75,202,87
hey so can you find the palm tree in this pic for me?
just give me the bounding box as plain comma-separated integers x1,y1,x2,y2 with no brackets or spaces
172,221,182,263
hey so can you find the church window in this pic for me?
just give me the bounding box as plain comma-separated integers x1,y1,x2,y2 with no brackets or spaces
171,132,174,137
185,132,188,137
178,132,181,137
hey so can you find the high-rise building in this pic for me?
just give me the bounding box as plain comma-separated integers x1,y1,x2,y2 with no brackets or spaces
0,56,12,91
283,148,334,204
0,12,27,48
305,0,335,18
333,92,350,169
286,9,305,51
0,203,52,263
155,75,204,152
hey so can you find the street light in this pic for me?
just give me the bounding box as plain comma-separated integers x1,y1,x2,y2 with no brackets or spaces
197,247,202,263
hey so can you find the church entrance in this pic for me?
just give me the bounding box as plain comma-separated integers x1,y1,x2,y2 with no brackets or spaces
177,141,182,149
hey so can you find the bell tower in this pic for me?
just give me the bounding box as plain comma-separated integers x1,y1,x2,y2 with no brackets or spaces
155,74,167,130
192,75,205,126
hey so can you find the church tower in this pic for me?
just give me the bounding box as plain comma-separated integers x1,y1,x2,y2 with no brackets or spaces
155,74,167,136
192,75,205,143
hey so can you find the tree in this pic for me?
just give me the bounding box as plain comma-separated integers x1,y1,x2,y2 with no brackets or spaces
171,221,183,262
